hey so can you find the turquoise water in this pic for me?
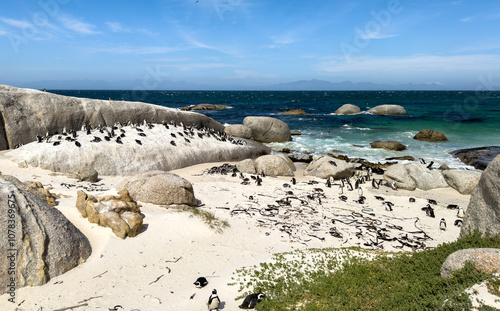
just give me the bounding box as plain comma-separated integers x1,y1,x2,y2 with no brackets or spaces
50,90,500,169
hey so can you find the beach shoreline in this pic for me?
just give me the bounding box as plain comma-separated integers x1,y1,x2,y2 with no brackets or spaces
0,154,472,311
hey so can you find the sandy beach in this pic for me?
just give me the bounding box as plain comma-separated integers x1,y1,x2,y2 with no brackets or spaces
0,151,475,311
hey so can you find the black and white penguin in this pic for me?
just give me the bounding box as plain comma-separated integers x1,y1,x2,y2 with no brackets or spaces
423,204,435,218
371,178,379,189
454,219,463,227
457,207,465,218
207,289,220,311
409,197,416,203
194,276,208,288
239,292,266,309
75,141,81,148
428,199,437,205
440,218,447,231
384,201,394,211
390,181,398,191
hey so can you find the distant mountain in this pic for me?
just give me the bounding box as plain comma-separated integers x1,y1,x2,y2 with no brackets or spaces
15,78,447,91
266,79,446,91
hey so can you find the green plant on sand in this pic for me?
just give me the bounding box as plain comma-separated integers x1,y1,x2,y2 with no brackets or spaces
231,231,500,310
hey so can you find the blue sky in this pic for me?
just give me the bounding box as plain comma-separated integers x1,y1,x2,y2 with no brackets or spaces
1,0,500,90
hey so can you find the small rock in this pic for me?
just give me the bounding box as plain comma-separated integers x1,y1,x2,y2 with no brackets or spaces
280,109,306,115
370,141,407,151
334,104,360,115
367,105,406,115
413,129,448,142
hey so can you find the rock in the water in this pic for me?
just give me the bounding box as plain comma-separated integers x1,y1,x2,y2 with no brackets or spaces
450,146,500,170
370,140,407,151
304,156,357,180
236,159,257,174
0,176,91,294
413,129,448,142
7,123,271,176
385,156,415,161
441,248,500,278
334,104,360,115
254,155,296,177
224,124,253,139
76,189,143,239
442,169,481,195
384,163,448,191
0,85,225,150
460,155,500,237
243,116,292,143
288,153,313,163
117,171,195,206
280,109,306,115
66,166,99,182
181,103,229,111
367,105,406,115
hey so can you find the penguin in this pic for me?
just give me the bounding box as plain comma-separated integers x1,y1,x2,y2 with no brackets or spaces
419,158,426,165
374,195,385,201
170,140,176,146
371,178,379,189
135,139,142,145
239,293,266,309
339,195,348,202
457,207,465,218
428,199,437,205
75,141,81,148
423,204,435,218
454,219,463,227
440,218,446,231
53,141,60,146
194,276,208,288
207,289,220,311
326,178,331,188
409,197,416,203
139,132,147,137
390,181,398,191
36,135,43,143
426,161,434,170
291,177,296,185
116,137,123,144
384,201,394,211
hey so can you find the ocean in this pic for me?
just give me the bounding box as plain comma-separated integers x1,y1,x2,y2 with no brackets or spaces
49,90,500,169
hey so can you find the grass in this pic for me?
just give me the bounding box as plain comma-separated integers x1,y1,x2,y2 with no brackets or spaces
231,231,500,310
186,206,230,233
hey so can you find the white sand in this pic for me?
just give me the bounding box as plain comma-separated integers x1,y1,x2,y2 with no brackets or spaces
0,156,486,311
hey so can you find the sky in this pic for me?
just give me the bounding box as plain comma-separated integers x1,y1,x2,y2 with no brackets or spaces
1,0,500,90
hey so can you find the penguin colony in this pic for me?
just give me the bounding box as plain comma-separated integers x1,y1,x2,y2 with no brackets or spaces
34,120,247,150
204,161,464,251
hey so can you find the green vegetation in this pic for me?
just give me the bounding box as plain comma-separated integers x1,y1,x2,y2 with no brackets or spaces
186,207,230,233
231,231,500,310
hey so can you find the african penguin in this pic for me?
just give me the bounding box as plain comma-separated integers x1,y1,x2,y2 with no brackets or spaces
239,292,266,309
457,207,465,218
207,289,221,311
440,218,447,231
194,276,208,288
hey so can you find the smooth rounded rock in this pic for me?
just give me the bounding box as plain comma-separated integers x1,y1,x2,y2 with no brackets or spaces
367,105,406,115
335,104,360,115
243,116,292,143
413,129,448,142
254,155,295,177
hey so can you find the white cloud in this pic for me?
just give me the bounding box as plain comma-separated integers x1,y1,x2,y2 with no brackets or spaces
317,54,500,74
59,16,100,35
230,70,278,80
0,29,7,36
171,63,237,71
0,17,31,28
359,33,397,40
106,21,131,33
87,45,177,54
460,16,473,22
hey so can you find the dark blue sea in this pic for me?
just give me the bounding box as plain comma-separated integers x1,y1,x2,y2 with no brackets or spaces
49,90,500,169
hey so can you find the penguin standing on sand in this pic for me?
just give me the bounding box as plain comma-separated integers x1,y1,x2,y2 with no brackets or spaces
239,293,266,309
457,207,465,218
440,218,447,231
208,289,220,310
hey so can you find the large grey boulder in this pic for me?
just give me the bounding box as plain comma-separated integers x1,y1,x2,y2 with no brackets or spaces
384,163,448,191
367,105,406,115
7,123,270,176
413,129,448,142
335,104,360,115
442,170,481,195
0,176,91,294
225,124,253,139
441,248,500,278
460,155,500,237
0,85,225,150
65,166,99,182
254,155,296,177
236,159,257,174
304,156,356,180
243,116,292,143
117,171,195,206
